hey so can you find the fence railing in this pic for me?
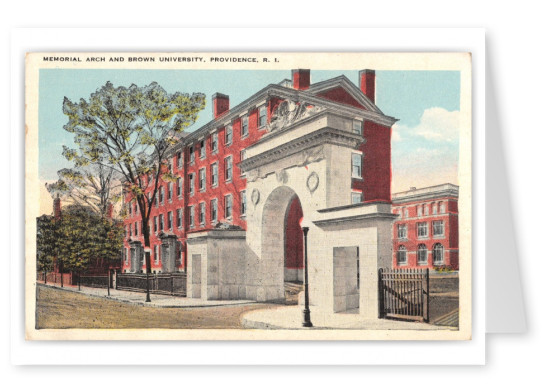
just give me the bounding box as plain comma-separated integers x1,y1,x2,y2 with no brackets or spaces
79,274,109,288
378,268,429,322
117,273,187,297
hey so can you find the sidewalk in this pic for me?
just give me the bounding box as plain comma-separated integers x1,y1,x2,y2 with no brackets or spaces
39,283,457,330
241,305,457,330
37,282,257,308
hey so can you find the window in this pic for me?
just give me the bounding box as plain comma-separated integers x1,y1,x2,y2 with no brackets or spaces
199,168,206,191
424,204,429,216
177,152,183,168
211,162,218,187
155,191,159,207
433,220,444,236
130,224,133,237
168,182,173,202
189,145,195,164
199,202,206,226
352,153,362,179
154,216,158,233
351,192,362,204
135,222,138,236
240,150,246,176
128,203,132,216
159,214,164,231
397,245,407,266
224,156,232,182
432,203,437,215
417,205,422,216
177,208,183,228
417,222,428,238
240,190,246,216
177,177,182,198
159,186,164,204
211,133,218,154
167,211,173,230
188,206,195,228
404,208,409,218
397,209,402,218
258,105,267,127
398,224,407,239
352,119,363,135
200,139,206,159
417,244,428,265
241,116,249,137
225,125,233,145
433,243,444,266
224,194,232,219
211,199,218,222
154,245,158,263
189,173,195,195
168,161,173,174
439,202,445,214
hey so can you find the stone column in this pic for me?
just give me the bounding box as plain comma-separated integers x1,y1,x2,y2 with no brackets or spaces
160,233,178,273
129,240,144,273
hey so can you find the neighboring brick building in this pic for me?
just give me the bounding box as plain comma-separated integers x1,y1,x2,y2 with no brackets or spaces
122,68,394,278
391,184,459,270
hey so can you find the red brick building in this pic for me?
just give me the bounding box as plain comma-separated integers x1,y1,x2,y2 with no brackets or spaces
391,184,459,270
122,69,394,278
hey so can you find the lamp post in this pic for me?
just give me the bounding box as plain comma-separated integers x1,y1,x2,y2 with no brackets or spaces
300,219,313,328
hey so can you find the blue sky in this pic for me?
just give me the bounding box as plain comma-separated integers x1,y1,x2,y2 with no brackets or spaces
39,69,461,196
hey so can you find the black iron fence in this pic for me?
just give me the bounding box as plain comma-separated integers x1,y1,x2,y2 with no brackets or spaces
117,273,187,297
79,274,109,288
378,268,429,322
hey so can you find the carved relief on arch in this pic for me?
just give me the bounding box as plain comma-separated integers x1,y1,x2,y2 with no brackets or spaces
267,99,323,133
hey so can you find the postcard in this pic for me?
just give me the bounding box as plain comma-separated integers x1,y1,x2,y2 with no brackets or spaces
25,52,472,341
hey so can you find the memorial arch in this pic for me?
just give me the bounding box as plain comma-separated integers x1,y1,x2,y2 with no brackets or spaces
187,100,395,318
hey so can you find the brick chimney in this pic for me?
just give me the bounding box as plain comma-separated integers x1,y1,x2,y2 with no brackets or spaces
212,93,230,118
53,196,61,221
292,69,310,90
106,202,114,219
359,69,376,103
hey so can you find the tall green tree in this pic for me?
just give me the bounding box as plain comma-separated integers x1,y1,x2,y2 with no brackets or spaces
36,214,58,274
55,205,124,274
61,81,206,301
46,164,120,219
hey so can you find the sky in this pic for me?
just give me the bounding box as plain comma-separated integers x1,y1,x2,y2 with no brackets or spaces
38,69,461,214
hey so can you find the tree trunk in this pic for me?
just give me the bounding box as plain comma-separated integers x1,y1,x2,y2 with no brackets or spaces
142,216,152,302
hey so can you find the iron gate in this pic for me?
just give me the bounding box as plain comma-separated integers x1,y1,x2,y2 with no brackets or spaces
378,268,429,322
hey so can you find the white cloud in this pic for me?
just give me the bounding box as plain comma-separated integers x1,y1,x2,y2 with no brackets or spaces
393,107,462,143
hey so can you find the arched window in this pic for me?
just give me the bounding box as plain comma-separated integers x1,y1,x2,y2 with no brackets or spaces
433,243,444,266
417,244,428,265
397,245,407,266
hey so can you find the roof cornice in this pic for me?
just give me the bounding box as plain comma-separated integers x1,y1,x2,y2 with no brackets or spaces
178,82,397,149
